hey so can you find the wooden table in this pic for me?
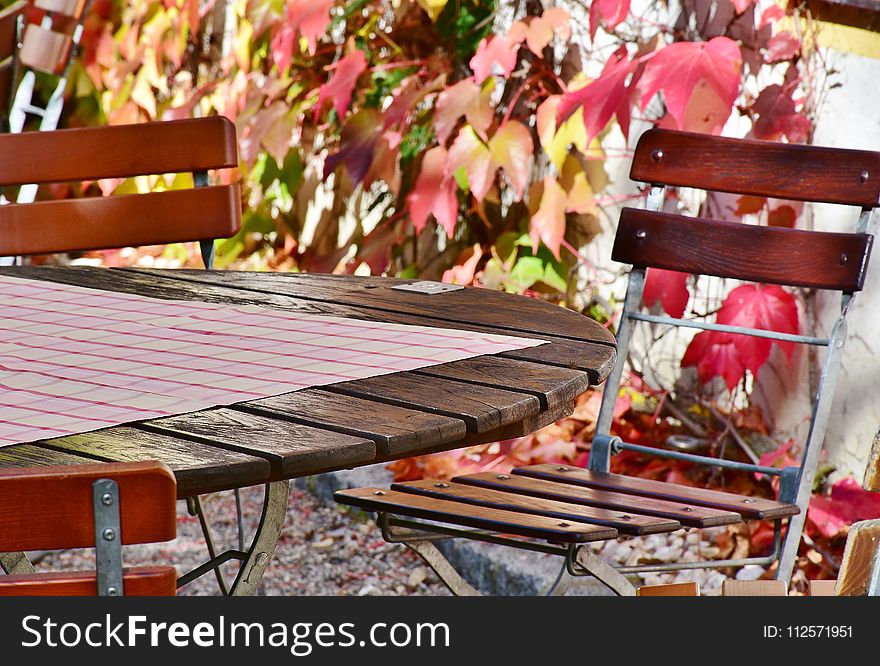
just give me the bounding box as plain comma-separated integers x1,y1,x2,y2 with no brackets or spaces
0,266,616,594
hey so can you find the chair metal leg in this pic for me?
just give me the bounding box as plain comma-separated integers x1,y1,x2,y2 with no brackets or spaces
568,546,637,596
0,551,35,574
229,480,290,596
405,541,482,596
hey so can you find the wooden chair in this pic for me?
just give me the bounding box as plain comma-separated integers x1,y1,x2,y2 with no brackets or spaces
0,461,177,596
9,0,91,136
0,1,26,132
336,129,877,596
0,115,241,267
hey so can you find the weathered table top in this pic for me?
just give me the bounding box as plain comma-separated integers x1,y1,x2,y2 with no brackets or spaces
0,267,616,498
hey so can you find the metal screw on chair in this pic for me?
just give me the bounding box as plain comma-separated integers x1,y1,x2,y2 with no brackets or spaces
102,528,116,541
859,170,870,183
106,586,119,596
496,474,510,480
635,229,647,240
619,515,632,520
682,507,694,512
556,466,569,472
374,491,386,496
558,522,571,527
101,493,114,506
434,482,449,488
743,499,755,504
839,253,848,265
651,148,664,162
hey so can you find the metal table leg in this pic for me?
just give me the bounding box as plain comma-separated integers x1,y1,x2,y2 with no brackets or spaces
0,551,36,574
229,480,290,596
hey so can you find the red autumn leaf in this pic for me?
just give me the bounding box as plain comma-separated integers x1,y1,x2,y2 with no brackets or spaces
808,477,880,538
433,77,493,144
557,46,641,143
271,0,334,70
639,36,742,132
488,120,533,200
642,268,689,318
750,84,809,143
407,145,458,237
735,195,767,216
767,204,797,228
442,243,482,285
530,177,567,259
314,49,368,121
759,5,785,27
519,7,571,55
469,34,521,84
589,0,631,39
681,331,746,391
765,31,800,63
717,283,799,373
446,125,493,201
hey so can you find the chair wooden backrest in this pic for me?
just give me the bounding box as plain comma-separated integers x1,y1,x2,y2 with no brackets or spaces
592,129,877,585
0,116,241,264
0,1,26,129
0,461,178,596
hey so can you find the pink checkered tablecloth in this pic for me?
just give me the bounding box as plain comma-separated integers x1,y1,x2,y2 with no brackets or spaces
0,274,547,447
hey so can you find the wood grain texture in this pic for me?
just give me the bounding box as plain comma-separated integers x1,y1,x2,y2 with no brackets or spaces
454,471,742,528
0,567,177,596
863,428,880,492
0,117,238,186
412,357,592,411
41,427,271,498
335,487,619,543
241,391,468,457
144,269,617,347
0,443,97,468
140,407,377,478
632,128,880,207
0,185,242,256
515,464,800,520
636,582,700,596
808,580,837,596
836,519,880,596
613,208,873,291
327,374,541,434
392,479,681,535
721,580,787,596
19,24,71,75
0,461,175,551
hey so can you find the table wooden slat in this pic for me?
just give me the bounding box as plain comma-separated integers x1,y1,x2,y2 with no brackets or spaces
138,408,377,479
241,390,468,457
0,444,98,468
326,374,542,433
39,427,271,497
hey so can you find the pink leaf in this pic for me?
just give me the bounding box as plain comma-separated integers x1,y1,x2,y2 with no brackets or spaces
751,84,809,143
442,243,482,285
488,120,533,201
433,77,493,144
589,0,630,39
732,0,753,13
529,177,567,259
808,477,880,537
765,31,801,63
716,283,799,373
407,145,458,237
469,35,521,84
681,332,746,391
639,36,742,132
642,268,689,318
315,50,368,121
271,0,334,70
446,125,493,201
522,7,571,55
557,46,641,143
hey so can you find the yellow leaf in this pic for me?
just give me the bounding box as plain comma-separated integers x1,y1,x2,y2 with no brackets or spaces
416,0,448,21
536,95,587,172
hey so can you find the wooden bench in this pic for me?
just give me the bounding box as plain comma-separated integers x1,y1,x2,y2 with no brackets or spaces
0,461,177,596
337,129,878,595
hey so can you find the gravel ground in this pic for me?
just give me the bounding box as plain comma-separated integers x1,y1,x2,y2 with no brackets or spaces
33,484,764,596
36,486,450,596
